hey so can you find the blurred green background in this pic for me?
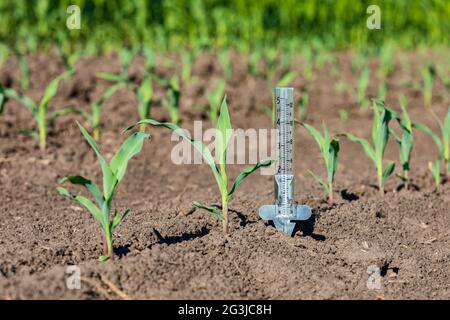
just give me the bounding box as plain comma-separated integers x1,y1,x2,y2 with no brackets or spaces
0,0,448,55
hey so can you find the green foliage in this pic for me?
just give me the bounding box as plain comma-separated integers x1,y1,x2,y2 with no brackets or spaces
207,80,225,125
218,49,232,79
344,101,395,194
57,122,149,261
1,1,448,54
162,76,181,125
0,69,74,150
79,82,125,140
413,106,450,185
421,64,436,108
276,71,296,87
300,121,340,203
357,67,370,109
126,98,272,233
136,75,153,131
297,92,309,121
389,96,414,188
17,53,29,91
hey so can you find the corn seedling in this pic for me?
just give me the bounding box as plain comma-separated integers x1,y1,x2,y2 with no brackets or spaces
356,67,370,109
248,47,262,76
421,64,436,108
77,82,125,141
378,43,395,79
136,75,154,131
207,79,225,125
300,121,340,204
126,98,272,233
218,50,232,79
413,106,450,184
57,122,149,261
344,101,395,195
97,48,135,84
181,50,194,83
276,71,296,87
264,48,279,82
297,92,309,121
0,69,74,150
339,109,349,122
143,47,156,74
389,96,414,189
162,76,181,125
377,80,388,102
17,53,29,92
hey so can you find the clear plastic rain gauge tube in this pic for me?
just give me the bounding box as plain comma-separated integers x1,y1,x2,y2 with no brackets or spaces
259,87,311,235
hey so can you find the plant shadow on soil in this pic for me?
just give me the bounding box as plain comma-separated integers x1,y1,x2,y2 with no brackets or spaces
153,226,210,245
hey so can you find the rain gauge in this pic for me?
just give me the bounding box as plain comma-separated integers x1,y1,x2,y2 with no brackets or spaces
259,87,311,235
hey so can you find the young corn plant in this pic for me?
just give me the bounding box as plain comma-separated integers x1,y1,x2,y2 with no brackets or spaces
136,74,153,131
207,79,225,125
0,69,74,150
162,76,181,125
413,106,450,185
126,98,272,233
57,122,149,261
300,121,340,204
297,92,309,121
344,101,395,195
356,67,370,109
276,71,296,87
181,50,194,83
78,82,125,140
97,48,135,84
389,96,414,189
17,52,30,91
421,64,436,108
218,50,232,79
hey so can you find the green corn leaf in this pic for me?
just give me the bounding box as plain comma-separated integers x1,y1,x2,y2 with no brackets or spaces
57,187,103,226
277,71,296,87
38,69,74,111
109,132,150,183
381,162,396,185
399,131,413,170
307,170,329,193
192,201,224,221
137,75,153,119
374,105,393,160
344,133,376,163
96,72,126,83
0,85,7,113
49,107,81,127
443,107,450,159
413,123,443,152
227,159,272,199
76,121,117,200
98,82,125,105
301,122,324,152
328,139,340,183
59,175,104,207
216,97,232,168
207,80,225,124
143,47,155,72
389,128,402,144
126,119,222,189
110,208,130,232
4,88,36,115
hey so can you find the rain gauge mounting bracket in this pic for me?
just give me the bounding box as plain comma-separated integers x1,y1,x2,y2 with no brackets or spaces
259,87,311,236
